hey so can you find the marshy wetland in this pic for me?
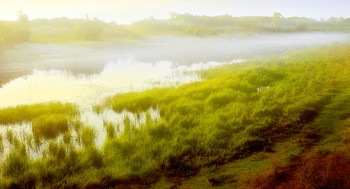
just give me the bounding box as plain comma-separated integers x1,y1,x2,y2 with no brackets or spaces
1,33,348,154
1,12,350,188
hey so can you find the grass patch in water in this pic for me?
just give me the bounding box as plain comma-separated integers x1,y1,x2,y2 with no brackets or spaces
32,114,70,140
0,102,78,125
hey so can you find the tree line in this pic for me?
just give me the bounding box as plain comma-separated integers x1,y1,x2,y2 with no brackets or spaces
1,11,350,47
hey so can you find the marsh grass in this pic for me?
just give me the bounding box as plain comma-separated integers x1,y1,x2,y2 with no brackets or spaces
0,102,78,125
6,129,14,145
25,134,34,151
81,126,96,148
2,147,29,178
106,122,116,140
2,44,350,188
63,131,72,145
32,114,70,139
72,118,83,133
97,89,168,114
0,134,3,153
96,44,350,182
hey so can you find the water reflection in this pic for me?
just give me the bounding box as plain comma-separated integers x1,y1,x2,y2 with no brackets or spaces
0,59,237,108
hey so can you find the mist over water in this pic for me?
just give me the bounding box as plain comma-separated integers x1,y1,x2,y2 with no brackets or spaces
0,32,349,107
1,32,349,74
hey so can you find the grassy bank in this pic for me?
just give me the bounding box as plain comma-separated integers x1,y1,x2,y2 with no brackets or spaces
1,44,350,188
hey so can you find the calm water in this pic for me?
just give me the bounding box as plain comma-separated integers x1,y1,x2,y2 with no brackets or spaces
0,59,240,108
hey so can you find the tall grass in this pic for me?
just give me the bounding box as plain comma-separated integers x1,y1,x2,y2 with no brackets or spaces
0,102,78,125
81,126,96,148
2,147,29,178
0,134,3,153
2,44,350,187
32,114,70,139
96,44,350,179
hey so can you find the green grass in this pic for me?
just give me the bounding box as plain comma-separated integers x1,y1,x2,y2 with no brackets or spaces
81,126,96,148
2,145,29,178
0,134,3,153
32,114,70,140
97,44,350,185
0,102,78,125
96,89,167,114
2,44,350,188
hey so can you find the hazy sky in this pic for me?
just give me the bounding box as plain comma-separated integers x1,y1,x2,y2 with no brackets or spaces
0,0,349,24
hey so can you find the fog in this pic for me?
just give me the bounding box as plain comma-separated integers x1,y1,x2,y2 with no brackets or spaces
1,32,349,85
0,31,349,107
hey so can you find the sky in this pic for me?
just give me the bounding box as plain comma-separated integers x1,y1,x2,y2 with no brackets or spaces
0,0,349,24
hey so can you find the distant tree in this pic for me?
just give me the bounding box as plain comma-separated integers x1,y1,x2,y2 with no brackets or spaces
16,10,29,25
272,12,282,31
169,12,178,19
75,18,104,40
296,23,307,31
337,17,345,24
327,17,338,23
345,18,350,24
13,10,31,42
273,12,282,19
